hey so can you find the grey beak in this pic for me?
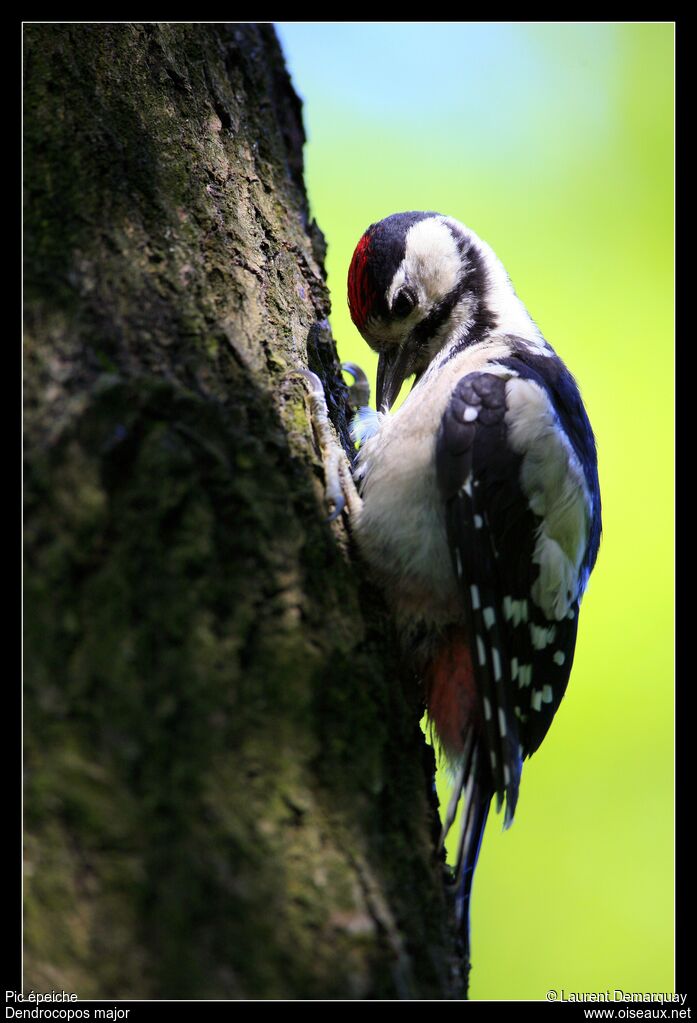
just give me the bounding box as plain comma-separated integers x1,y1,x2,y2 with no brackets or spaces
376,344,416,412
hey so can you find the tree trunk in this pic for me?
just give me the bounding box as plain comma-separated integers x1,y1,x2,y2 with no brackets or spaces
23,23,463,1000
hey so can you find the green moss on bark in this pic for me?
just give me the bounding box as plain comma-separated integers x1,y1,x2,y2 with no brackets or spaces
24,23,464,998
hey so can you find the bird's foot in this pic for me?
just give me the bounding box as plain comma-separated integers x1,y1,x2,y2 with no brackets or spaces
290,369,363,523
342,361,381,447
342,361,371,410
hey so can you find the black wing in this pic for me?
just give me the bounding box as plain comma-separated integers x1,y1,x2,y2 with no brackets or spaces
436,365,597,822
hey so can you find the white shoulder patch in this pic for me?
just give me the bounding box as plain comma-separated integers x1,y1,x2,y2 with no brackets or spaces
505,377,591,620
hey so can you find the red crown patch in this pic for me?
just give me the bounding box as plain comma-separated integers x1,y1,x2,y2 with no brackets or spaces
347,232,376,331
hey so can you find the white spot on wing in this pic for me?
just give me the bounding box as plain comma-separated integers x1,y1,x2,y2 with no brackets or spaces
483,606,495,629
510,599,528,626
531,689,543,712
483,696,492,720
470,584,480,610
542,685,553,704
530,623,556,650
553,650,566,666
498,707,507,737
477,635,487,667
492,647,502,682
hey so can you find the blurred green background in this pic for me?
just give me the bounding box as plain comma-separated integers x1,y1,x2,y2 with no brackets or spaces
277,22,674,1000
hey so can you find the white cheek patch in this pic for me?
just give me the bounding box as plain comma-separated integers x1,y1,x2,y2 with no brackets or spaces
385,263,408,308
388,218,462,310
505,377,591,621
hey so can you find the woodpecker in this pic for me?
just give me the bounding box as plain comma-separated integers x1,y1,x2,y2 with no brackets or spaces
296,211,601,962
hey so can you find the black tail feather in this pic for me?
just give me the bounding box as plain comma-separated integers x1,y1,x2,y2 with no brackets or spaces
444,737,493,962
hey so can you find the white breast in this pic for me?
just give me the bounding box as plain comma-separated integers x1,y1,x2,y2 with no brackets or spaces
354,409,455,628
353,339,519,628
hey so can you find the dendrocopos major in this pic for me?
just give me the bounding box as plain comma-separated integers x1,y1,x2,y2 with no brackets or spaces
298,210,601,962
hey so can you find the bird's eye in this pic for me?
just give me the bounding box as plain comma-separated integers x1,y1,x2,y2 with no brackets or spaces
392,287,416,318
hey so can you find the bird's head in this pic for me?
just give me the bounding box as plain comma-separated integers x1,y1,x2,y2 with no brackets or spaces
347,211,499,411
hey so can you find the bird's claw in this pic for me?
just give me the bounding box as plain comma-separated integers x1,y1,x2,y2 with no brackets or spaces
288,368,362,523
327,492,345,523
342,361,371,410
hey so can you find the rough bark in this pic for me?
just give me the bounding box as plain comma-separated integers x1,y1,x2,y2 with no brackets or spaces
23,23,464,999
